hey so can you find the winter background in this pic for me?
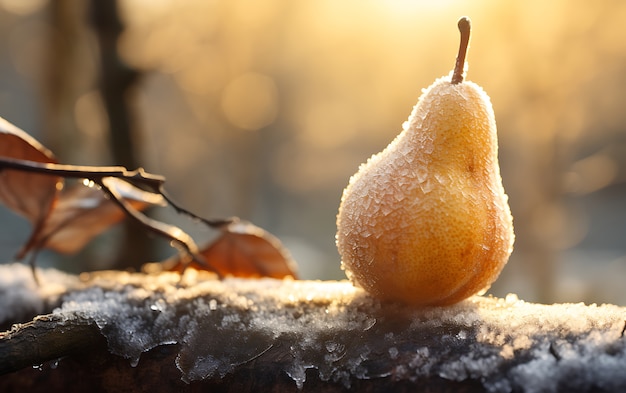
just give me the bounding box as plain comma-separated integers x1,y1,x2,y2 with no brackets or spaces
0,0,625,306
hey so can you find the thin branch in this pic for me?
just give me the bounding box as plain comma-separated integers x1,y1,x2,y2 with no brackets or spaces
27,250,42,285
157,186,234,228
0,157,164,189
96,179,222,278
0,156,236,230
0,155,233,277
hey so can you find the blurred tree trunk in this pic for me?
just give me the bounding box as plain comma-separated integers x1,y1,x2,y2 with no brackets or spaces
42,0,84,159
88,0,153,270
40,0,153,270
41,0,103,272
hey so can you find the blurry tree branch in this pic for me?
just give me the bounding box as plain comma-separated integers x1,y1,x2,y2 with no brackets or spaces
43,0,85,158
88,0,151,270
89,0,141,170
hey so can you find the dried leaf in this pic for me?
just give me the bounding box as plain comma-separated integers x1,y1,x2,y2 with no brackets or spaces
34,177,166,254
0,117,62,229
0,117,64,260
0,117,291,279
171,219,298,279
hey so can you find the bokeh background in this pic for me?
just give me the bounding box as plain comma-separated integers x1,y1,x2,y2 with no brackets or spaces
1,0,626,305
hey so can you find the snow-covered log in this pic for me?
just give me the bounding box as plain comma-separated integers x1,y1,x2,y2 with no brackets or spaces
1,263,625,392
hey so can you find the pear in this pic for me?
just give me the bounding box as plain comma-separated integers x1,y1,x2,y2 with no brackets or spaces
336,17,514,306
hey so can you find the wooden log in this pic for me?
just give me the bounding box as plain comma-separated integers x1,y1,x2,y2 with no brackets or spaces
0,263,625,392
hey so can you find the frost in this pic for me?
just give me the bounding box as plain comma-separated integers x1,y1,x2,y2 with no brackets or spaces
434,172,450,186
422,141,435,155
2,263,626,391
392,191,405,202
419,179,435,194
380,202,394,216
416,167,428,183
285,360,314,389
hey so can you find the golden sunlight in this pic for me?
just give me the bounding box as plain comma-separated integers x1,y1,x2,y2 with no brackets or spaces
112,0,626,302
1,0,625,304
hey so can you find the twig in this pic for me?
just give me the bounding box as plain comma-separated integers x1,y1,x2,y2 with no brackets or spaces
0,156,235,230
0,156,225,277
0,157,164,189
96,179,222,278
157,186,234,228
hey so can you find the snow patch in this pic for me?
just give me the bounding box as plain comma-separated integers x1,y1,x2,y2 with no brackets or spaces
0,263,80,326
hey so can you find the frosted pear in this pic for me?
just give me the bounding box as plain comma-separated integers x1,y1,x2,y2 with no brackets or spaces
336,18,514,306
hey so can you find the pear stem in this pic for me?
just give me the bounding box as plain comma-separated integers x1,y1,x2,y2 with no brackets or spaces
451,17,471,84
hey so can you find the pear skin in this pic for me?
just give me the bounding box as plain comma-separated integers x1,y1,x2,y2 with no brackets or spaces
336,17,514,306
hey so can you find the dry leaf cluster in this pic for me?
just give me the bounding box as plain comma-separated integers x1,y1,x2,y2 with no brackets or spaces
0,117,297,280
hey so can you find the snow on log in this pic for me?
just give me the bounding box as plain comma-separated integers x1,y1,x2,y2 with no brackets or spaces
1,263,626,392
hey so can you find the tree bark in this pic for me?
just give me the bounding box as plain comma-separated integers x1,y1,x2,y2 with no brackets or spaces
0,316,480,392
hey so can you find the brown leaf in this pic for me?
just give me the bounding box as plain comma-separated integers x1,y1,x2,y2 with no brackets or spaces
0,117,62,224
33,177,166,254
170,219,298,279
